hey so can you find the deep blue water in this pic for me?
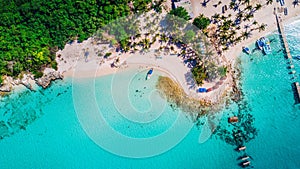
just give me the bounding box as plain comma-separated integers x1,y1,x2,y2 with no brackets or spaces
1,20,300,168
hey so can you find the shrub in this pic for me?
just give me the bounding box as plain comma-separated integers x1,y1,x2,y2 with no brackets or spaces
193,14,210,30
51,61,58,70
33,71,44,78
218,66,227,77
104,52,112,58
191,65,207,85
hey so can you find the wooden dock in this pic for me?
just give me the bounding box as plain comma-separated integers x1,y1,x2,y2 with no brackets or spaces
276,12,300,104
293,82,300,104
276,14,292,60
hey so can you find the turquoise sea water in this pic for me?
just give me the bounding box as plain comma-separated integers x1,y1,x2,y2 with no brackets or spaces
1,20,300,168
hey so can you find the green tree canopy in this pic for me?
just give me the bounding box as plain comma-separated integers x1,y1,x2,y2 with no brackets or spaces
169,7,190,21
191,65,207,85
183,30,196,44
193,14,211,30
0,0,154,85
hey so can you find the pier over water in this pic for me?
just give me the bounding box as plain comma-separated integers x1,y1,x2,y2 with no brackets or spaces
275,12,300,104
276,14,292,60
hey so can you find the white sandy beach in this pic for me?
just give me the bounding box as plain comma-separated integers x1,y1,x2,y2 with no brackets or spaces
190,0,300,63
57,38,230,103
55,0,300,103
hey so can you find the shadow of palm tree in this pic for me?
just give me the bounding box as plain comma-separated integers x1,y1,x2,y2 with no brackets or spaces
184,71,197,89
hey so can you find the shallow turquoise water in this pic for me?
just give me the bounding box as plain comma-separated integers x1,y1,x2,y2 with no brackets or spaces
1,21,300,168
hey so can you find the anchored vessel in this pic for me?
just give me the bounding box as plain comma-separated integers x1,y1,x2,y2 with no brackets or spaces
238,146,246,151
243,46,251,54
197,88,207,93
256,38,264,50
262,37,272,55
228,116,239,123
241,156,250,161
241,161,251,167
257,37,272,54
146,68,153,80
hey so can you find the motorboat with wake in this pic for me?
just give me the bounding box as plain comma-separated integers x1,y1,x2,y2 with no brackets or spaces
146,68,153,80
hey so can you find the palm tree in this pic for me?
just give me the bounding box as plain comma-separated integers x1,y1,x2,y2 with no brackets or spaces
244,13,254,21
236,12,244,19
245,5,253,11
266,0,273,5
220,15,227,21
135,33,141,39
255,4,262,11
243,0,251,5
235,36,242,43
252,20,258,26
293,0,300,7
244,24,251,30
241,31,251,39
258,23,267,32
160,34,168,44
142,38,151,49
229,1,235,9
212,13,220,19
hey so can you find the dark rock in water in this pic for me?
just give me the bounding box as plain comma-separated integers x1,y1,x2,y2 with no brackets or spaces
20,126,26,130
135,90,139,92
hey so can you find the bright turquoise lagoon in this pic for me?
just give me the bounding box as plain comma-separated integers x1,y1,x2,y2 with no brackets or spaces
1,20,300,168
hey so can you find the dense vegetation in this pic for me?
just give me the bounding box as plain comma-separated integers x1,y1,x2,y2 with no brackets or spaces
168,7,190,20
0,0,155,84
193,14,210,30
191,65,207,85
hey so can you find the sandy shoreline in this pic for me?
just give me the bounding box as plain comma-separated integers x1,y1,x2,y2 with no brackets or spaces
2,0,300,105
55,1,300,104
225,12,300,64
188,0,300,64
60,39,231,103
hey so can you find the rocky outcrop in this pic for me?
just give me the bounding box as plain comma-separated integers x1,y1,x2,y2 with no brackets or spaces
19,74,36,91
0,69,63,93
36,69,63,88
0,76,13,92
0,84,11,92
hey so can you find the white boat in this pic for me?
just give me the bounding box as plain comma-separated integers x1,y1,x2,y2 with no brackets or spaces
262,37,272,55
238,146,246,151
241,156,250,161
242,161,250,166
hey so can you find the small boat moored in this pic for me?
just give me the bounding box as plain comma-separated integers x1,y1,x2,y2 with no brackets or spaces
228,116,239,123
197,88,207,93
263,37,272,55
243,46,251,54
241,156,250,161
256,38,264,50
146,68,153,80
238,146,246,151
242,160,250,166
